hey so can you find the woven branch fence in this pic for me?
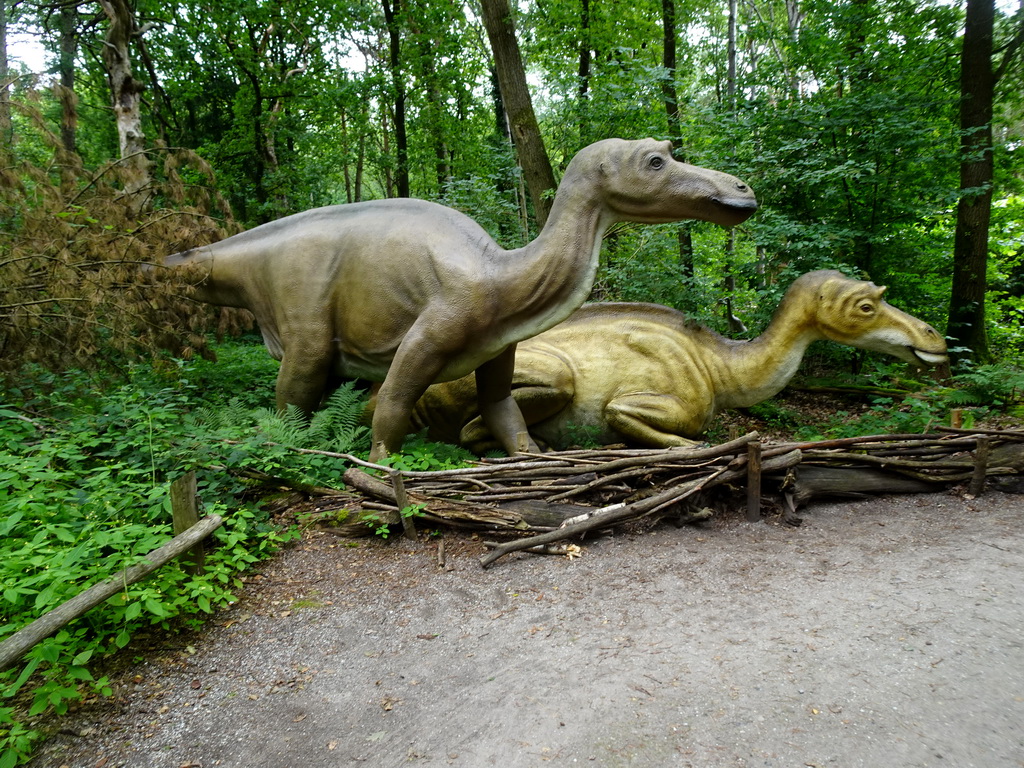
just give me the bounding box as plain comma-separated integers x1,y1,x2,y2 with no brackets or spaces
249,427,1024,568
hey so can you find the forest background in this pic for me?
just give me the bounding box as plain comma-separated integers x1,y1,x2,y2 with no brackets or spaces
2,0,1023,368
1,0,1024,764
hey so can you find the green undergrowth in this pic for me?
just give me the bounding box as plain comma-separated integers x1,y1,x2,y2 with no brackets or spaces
0,340,472,765
791,360,1024,441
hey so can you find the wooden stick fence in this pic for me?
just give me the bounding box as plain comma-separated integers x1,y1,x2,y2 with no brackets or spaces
298,428,1023,567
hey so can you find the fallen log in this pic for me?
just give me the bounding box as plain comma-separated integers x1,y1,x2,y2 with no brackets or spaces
789,465,940,507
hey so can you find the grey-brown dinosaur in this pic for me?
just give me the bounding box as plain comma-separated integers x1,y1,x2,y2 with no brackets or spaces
155,138,756,459
403,270,949,451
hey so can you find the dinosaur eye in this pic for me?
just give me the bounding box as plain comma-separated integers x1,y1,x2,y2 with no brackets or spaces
649,155,665,169
860,302,874,313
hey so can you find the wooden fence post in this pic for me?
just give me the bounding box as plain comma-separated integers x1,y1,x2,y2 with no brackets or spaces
968,436,989,497
389,469,418,540
746,440,762,522
170,471,205,574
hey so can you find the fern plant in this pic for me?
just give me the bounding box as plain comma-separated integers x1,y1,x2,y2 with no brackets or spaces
186,382,371,455
948,364,1024,407
305,384,371,452
254,404,314,447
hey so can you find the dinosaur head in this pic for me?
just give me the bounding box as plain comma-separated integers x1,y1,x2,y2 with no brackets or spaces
582,138,757,227
808,271,949,367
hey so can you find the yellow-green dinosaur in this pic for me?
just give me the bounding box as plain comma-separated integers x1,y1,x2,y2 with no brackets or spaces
402,271,949,451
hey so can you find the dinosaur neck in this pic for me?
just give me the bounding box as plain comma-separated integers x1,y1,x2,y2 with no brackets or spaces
497,182,612,340
713,296,823,410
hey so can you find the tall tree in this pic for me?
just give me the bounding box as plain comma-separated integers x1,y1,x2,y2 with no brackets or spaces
0,0,9,141
578,0,591,99
381,0,409,197
479,0,556,228
948,0,995,363
659,0,694,275
947,0,1024,363
56,3,78,154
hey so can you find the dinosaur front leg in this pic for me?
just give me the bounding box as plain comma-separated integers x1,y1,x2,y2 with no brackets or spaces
474,345,540,455
370,326,455,461
371,372,436,462
605,393,705,448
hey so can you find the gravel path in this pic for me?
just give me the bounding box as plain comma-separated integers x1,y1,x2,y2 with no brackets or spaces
31,490,1024,768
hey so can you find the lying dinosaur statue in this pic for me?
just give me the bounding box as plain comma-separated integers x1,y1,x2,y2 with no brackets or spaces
154,138,757,459
401,270,949,451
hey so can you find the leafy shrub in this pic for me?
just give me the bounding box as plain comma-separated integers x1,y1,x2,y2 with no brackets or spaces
375,432,476,473
0,350,307,765
794,394,948,441
947,363,1024,407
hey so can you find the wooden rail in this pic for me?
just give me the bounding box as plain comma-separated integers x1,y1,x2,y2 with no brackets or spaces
0,474,223,674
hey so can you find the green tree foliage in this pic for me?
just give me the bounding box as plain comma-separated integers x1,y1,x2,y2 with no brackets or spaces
3,0,1022,366
702,0,963,321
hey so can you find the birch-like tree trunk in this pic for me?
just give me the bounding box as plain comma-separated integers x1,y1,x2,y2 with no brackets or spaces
98,0,152,214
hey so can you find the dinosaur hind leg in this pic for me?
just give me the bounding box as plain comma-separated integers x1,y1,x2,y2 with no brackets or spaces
605,393,704,448
275,337,336,417
461,348,575,453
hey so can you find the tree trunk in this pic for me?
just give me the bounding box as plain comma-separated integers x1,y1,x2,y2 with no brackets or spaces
727,0,738,111
948,0,996,364
785,0,802,97
413,28,450,194
660,0,694,277
382,0,410,198
722,0,740,326
479,0,556,229
0,0,9,142
578,0,591,99
98,0,152,215
57,4,78,155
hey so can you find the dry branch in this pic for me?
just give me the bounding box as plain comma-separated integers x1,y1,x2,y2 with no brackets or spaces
478,448,802,567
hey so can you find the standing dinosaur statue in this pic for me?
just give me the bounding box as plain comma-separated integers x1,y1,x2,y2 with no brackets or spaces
154,138,756,460
401,271,949,451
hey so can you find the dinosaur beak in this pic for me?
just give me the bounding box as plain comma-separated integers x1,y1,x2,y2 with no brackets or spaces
910,347,949,366
712,196,758,225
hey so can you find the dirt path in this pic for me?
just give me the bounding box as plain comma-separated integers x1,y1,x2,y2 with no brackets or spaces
32,491,1024,768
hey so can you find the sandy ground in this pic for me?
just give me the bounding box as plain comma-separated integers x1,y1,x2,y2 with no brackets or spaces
29,490,1024,768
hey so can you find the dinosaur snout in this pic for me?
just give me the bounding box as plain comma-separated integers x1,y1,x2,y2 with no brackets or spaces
911,324,948,365
712,192,758,225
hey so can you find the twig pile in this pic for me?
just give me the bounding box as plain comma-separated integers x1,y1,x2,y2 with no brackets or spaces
256,428,1024,565
274,427,1024,568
